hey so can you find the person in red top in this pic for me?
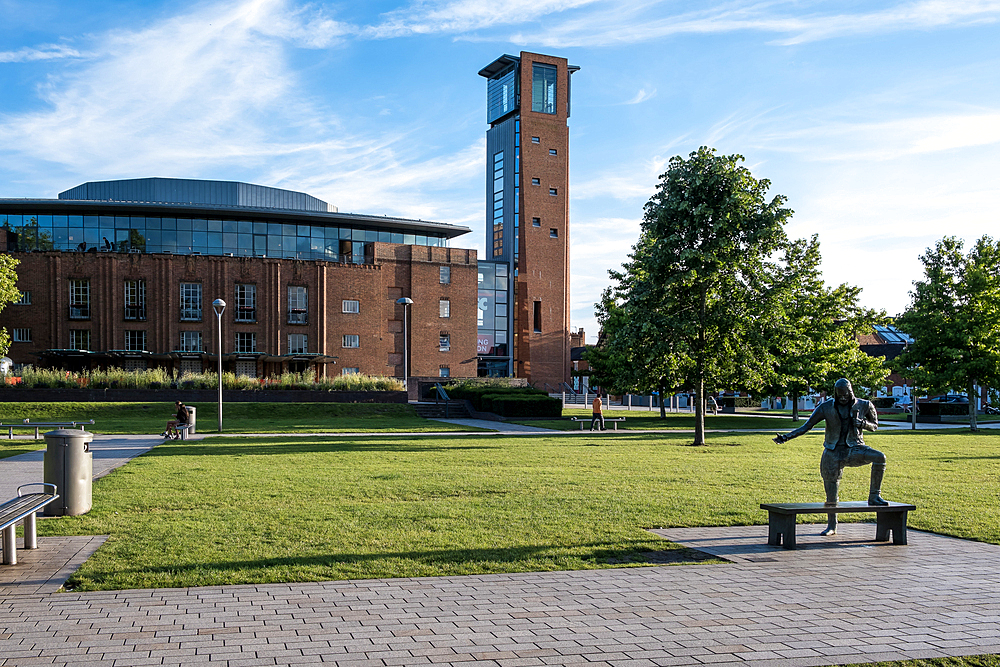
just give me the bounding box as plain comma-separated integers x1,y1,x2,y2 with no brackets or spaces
590,395,605,431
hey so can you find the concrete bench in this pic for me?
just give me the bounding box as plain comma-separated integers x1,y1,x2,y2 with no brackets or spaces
0,420,95,439
569,417,626,430
760,501,916,550
1,484,59,565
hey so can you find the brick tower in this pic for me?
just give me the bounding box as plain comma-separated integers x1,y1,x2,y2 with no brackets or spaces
477,52,577,389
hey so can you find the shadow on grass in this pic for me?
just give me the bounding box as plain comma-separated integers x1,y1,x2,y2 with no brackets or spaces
142,439,498,457
77,542,720,583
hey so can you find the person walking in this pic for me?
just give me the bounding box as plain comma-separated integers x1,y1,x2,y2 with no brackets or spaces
590,395,605,431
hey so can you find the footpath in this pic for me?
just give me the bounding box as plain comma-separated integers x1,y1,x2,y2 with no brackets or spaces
3,426,1000,666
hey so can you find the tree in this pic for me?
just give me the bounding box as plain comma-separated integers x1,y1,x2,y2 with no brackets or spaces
0,254,22,356
894,236,1000,431
595,147,792,445
768,235,889,420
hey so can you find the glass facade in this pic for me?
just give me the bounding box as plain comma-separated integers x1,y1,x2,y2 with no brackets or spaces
477,261,509,373
486,65,518,123
492,151,504,257
531,64,557,114
0,212,449,262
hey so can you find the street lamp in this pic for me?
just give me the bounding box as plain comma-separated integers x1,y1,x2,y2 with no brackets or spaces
213,299,226,432
395,297,413,395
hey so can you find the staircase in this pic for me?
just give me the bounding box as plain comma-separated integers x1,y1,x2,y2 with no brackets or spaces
413,401,471,419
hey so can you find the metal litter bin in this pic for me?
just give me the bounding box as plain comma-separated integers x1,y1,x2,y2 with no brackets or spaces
186,406,196,435
43,429,94,516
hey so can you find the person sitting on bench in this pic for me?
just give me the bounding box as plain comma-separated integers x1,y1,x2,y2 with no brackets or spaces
773,378,888,536
162,401,190,439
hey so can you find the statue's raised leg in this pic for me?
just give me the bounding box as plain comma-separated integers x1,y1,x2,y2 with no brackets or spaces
869,463,888,505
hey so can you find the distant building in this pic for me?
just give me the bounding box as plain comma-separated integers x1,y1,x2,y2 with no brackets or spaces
477,52,578,389
1,178,477,380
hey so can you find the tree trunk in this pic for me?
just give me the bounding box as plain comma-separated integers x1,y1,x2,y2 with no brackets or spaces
791,388,800,422
659,380,666,419
969,377,978,432
694,377,705,445
693,285,707,446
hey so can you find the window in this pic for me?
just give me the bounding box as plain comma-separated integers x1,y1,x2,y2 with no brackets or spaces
531,177,540,185
342,367,360,375
532,63,557,114
180,331,203,352
439,299,450,318
124,280,146,320
439,367,450,378
549,188,558,196
550,228,559,238
440,333,451,352
180,283,202,321
125,330,147,352
534,301,542,333
235,284,256,322
531,136,540,144
69,280,90,319
235,332,256,353
15,291,30,305
235,359,256,378
342,299,360,314
288,285,307,324
439,266,451,284
70,329,91,351
532,217,541,227
343,334,359,348
549,148,558,155
288,333,308,354
12,328,30,342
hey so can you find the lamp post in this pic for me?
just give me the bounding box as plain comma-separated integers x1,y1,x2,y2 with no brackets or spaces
213,299,226,432
395,297,413,396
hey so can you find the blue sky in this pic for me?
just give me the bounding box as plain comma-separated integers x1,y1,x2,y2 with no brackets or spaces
2,0,999,342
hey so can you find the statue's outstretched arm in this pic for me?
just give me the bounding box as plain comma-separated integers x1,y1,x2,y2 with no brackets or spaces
773,404,826,444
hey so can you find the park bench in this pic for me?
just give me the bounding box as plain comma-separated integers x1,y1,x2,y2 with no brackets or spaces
1,484,59,565
0,420,95,439
569,417,626,430
760,501,917,550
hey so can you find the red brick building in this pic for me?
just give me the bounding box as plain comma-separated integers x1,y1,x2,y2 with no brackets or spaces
0,178,477,380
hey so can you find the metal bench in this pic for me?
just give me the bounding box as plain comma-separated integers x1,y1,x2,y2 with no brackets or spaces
760,501,917,550
569,417,627,430
0,420,95,439
1,484,60,565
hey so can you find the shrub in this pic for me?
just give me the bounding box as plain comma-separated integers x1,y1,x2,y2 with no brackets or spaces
487,395,562,418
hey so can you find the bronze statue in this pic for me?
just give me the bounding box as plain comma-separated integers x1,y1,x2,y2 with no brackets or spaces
773,378,888,536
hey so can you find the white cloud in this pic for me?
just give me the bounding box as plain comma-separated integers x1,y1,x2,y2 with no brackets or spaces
507,0,1000,48
363,0,598,38
624,88,656,105
0,43,84,63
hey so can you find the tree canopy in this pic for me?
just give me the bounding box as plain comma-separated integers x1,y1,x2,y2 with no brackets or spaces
894,235,1000,431
0,253,22,356
595,147,792,444
767,235,888,419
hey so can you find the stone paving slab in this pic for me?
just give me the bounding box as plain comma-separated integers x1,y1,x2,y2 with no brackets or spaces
3,525,1000,666
0,535,107,596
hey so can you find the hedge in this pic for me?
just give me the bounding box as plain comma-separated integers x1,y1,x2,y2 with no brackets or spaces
485,395,562,418
444,384,548,412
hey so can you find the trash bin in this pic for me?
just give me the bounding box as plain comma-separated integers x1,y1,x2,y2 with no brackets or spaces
42,429,94,516
186,406,196,435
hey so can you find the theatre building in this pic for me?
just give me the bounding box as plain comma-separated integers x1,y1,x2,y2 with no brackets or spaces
0,178,477,380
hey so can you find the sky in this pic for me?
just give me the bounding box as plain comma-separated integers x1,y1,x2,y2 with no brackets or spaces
1,0,998,343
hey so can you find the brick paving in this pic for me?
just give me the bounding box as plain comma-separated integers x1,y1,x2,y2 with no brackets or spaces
2,524,999,666
4,431,1000,665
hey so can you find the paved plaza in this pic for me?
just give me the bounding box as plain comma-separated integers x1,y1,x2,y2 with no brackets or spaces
3,427,1000,666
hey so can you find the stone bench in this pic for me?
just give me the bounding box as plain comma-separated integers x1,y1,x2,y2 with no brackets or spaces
1,484,59,565
760,501,916,549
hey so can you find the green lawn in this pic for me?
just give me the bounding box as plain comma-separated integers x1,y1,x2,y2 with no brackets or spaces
516,408,806,431
0,401,487,436
847,658,1000,667
34,428,1000,592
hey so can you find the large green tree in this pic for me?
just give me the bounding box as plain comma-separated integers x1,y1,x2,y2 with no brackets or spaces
0,254,22,356
768,235,889,420
595,147,792,445
894,235,1000,431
